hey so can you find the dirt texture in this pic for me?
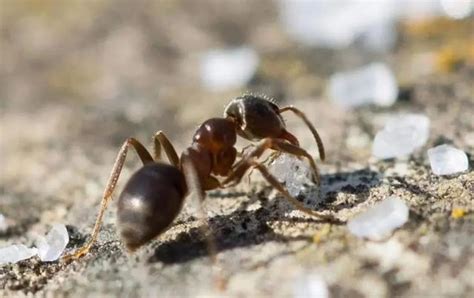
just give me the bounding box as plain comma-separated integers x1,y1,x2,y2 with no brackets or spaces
1,1,473,297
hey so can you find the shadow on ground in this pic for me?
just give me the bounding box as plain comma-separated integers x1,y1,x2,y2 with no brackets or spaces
148,169,382,264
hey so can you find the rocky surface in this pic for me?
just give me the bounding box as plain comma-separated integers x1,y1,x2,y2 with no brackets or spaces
1,1,473,297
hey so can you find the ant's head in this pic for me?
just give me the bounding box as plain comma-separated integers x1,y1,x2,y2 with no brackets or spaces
224,94,292,142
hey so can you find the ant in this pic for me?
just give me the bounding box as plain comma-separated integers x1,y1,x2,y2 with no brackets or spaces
63,94,336,262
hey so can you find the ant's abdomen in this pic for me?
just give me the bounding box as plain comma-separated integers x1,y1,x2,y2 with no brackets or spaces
117,163,186,251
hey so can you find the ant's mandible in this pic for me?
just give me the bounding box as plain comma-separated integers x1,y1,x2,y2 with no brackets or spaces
63,94,335,261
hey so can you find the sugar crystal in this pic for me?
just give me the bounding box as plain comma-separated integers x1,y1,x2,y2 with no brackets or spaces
0,213,6,232
292,273,329,298
270,154,313,197
348,196,409,241
36,224,69,262
372,114,430,159
428,144,469,176
0,244,38,265
329,63,398,108
278,0,397,51
200,47,259,91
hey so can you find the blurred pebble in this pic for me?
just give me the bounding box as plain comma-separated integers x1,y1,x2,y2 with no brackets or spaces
279,0,467,51
440,0,473,19
348,196,409,241
0,213,6,232
372,114,430,159
329,63,398,108
200,47,259,91
428,144,469,176
278,0,397,50
293,273,329,298
0,244,38,265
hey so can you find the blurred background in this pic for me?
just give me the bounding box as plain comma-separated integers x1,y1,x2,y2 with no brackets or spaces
1,0,473,142
2,0,472,196
1,0,473,296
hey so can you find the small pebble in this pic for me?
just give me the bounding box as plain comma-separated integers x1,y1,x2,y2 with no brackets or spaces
348,196,409,241
441,0,473,19
0,213,7,232
200,47,259,91
329,63,398,108
372,114,430,159
36,224,69,262
292,273,329,298
428,144,469,176
278,0,397,50
0,244,38,265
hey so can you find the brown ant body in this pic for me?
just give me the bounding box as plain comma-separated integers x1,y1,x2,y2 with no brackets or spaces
63,94,334,261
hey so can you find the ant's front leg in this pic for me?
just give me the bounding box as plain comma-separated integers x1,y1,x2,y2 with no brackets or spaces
279,106,326,161
234,138,321,185
62,138,154,261
237,144,255,157
222,159,340,223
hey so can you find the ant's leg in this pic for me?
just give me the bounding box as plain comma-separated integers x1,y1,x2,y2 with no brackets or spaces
246,150,280,185
269,139,321,185
238,145,256,184
225,159,339,222
237,144,255,157
153,131,180,167
63,138,153,261
181,156,226,290
261,150,281,166
233,138,321,185
279,106,326,161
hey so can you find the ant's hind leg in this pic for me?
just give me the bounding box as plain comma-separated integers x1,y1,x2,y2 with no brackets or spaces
279,106,326,161
153,131,180,167
62,138,154,261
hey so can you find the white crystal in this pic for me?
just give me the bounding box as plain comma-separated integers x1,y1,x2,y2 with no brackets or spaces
372,114,430,159
428,144,469,176
0,244,38,264
398,0,443,19
278,0,398,50
0,213,6,232
358,21,397,52
348,196,409,241
200,47,259,91
278,0,452,50
36,224,69,262
270,154,313,197
293,273,329,298
329,63,398,108
440,0,473,20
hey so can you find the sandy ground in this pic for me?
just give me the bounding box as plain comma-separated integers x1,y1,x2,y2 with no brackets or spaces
1,1,473,297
